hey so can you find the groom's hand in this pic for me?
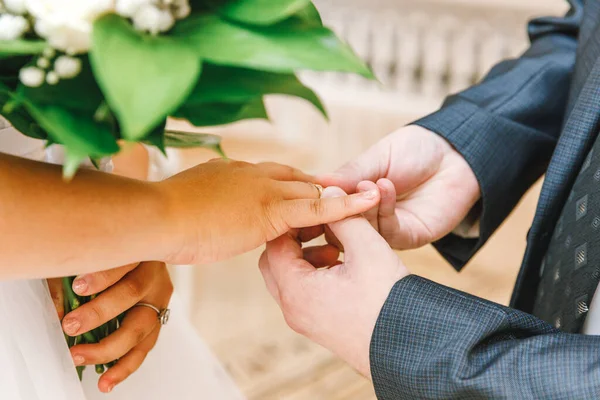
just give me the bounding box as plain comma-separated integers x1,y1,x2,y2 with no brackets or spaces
62,261,173,393
260,187,408,378
318,125,481,249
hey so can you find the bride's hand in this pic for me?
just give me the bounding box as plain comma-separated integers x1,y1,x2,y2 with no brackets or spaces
61,261,173,393
158,159,381,265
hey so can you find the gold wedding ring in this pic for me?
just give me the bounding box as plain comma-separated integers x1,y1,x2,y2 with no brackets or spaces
312,183,324,198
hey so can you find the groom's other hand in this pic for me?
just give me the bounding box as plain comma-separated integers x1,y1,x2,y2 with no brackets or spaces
63,261,173,393
259,187,409,378
318,125,481,249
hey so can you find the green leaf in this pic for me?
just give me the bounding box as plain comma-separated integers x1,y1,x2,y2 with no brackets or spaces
172,15,372,77
142,119,168,155
186,64,326,116
0,40,46,57
175,98,268,127
0,82,46,139
219,0,312,26
20,57,104,113
63,150,86,181
90,14,201,141
292,3,322,27
23,101,119,158
164,130,225,156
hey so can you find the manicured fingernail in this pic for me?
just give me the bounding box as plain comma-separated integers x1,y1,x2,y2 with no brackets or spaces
72,276,88,295
72,355,85,366
361,190,378,200
63,318,81,335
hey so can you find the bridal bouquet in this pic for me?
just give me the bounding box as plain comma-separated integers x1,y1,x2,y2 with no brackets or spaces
0,0,371,379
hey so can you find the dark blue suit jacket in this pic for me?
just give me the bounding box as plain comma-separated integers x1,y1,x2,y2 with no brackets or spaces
370,1,600,398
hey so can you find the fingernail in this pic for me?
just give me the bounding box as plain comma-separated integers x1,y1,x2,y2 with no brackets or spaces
107,384,115,393
72,275,88,295
361,190,378,200
72,355,85,366
63,318,81,335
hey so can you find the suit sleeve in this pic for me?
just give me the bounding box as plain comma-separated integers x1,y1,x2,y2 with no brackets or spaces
412,0,584,269
370,275,600,399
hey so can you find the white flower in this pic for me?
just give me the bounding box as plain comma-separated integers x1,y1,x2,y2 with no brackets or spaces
54,55,82,78
24,0,114,53
133,3,174,34
42,47,55,58
46,71,59,85
0,14,29,40
19,67,45,87
4,0,27,14
115,0,156,18
36,57,50,69
173,1,190,19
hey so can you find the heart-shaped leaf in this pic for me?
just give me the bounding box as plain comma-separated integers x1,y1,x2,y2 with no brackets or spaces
175,98,268,127
186,64,326,116
219,0,312,26
172,15,372,78
90,14,201,141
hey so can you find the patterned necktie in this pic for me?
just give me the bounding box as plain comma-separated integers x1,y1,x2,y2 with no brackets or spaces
533,135,600,333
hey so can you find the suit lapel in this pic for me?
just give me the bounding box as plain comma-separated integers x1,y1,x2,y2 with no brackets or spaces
512,54,600,311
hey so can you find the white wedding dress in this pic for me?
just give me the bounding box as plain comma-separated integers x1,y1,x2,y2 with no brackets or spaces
0,120,245,400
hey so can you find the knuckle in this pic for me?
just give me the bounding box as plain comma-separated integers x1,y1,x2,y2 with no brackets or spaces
309,199,325,217
132,326,147,345
90,341,116,363
261,199,287,239
122,277,144,299
85,304,104,326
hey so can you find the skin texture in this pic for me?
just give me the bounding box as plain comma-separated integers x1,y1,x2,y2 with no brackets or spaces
0,154,380,280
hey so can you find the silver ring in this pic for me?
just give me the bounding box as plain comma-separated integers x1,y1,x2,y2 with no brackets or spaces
134,302,170,325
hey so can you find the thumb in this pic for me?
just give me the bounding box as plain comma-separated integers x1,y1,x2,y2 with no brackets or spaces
323,187,390,257
316,142,389,193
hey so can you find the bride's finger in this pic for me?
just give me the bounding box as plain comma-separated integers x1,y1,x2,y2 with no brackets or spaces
62,263,155,336
70,306,159,366
280,189,380,229
47,278,64,319
256,162,314,182
298,225,324,243
303,245,340,268
98,325,161,393
72,263,139,296
277,181,321,200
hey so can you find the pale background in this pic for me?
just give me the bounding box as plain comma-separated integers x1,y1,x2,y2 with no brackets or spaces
167,0,567,398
